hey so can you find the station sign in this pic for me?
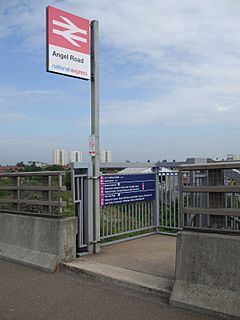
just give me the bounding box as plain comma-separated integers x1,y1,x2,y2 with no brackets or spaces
100,174,156,207
47,6,90,80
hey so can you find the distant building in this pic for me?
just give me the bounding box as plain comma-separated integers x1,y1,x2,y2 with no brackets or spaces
100,150,112,163
227,154,240,161
52,149,67,166
69,151,83,163
0,166,21,173
26,161,48,168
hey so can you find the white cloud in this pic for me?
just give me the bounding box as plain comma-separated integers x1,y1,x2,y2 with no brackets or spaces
0,87,58,98
2,0,240,127
101,77,240,128
1,0,240,161
0,86,83,124
0,112,33,122
2,1,240,60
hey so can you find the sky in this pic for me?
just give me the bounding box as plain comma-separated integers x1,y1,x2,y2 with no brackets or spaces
0,0,240,165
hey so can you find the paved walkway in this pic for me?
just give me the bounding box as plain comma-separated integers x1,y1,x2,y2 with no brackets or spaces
0,259,217,320
62,234,177,299
88,234,177,279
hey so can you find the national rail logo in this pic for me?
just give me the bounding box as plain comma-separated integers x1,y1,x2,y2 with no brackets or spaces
47,6,90,80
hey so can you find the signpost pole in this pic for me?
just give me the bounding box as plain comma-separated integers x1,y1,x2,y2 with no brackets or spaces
91,20,100,253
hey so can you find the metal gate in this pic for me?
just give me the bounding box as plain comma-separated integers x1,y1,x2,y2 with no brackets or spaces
71,162,181,254
71,163,94,253
100,200,155,241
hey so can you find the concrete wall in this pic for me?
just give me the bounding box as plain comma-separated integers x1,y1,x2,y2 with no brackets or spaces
170,231,240,319
0,212,77,272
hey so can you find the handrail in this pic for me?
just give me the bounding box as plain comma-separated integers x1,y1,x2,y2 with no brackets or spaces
0,171,66,217
179,162,240,233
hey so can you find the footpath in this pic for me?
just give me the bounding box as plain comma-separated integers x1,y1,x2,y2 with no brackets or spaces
0,258,218,320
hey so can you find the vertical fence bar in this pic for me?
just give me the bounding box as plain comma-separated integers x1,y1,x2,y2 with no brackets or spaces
102,207,105,237
173,174,176,228
137,203,139,229
48,176,52,215
118,206,120,234
80,177,84,246
58,174,63,215
121,205,124,232
161,174,164,227
178,167,183,227
125,205,128,231
106,206,109,236
114,206,117,235
134,203,137,229
144,201,147,228
110,206,113,235
17,176,21,212
165,177,168,227
142,203,144,228
169,174,172,228
148,201,151,227
128,204,131,230
153,167,159,230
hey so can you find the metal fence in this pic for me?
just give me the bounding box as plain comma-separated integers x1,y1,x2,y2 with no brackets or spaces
99,172,181,243
159,171,180,231
72,161,240,254
179,162,240,233
100,200,154,240
0,171,66,217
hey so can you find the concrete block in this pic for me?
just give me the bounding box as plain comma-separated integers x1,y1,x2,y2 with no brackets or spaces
0,213,77,271
0,242,59,272
170,231,240,319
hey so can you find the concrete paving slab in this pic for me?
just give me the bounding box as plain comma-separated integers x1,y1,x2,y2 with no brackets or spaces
61,259,174,300
87,234,176,279
61,234,177,301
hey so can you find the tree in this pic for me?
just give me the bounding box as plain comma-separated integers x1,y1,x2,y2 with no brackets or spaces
45,164,65,171
16,161,25,167
65,170,71,190
23,163,42,172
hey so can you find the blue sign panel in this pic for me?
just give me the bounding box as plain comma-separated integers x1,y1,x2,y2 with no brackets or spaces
100,173,156,206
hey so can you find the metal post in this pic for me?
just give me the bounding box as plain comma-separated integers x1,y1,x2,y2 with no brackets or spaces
153,166,159,231
86,164,93,253
178,167,183,227
91,20,100,253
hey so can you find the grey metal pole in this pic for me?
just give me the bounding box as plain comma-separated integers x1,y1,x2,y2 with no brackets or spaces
153,166,160,231
91,20,100,253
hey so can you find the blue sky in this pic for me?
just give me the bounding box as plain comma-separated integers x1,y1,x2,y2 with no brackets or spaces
1,0,240,164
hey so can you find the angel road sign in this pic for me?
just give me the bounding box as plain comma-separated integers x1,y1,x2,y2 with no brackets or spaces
47,6,90,80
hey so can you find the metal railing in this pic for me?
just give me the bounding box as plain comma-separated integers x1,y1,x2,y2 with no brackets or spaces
159,171,180,231
179,162,240,233
100,172,181,242
71,162,182,253
71,161,240,255
100,200,154,240
0,171,66,217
